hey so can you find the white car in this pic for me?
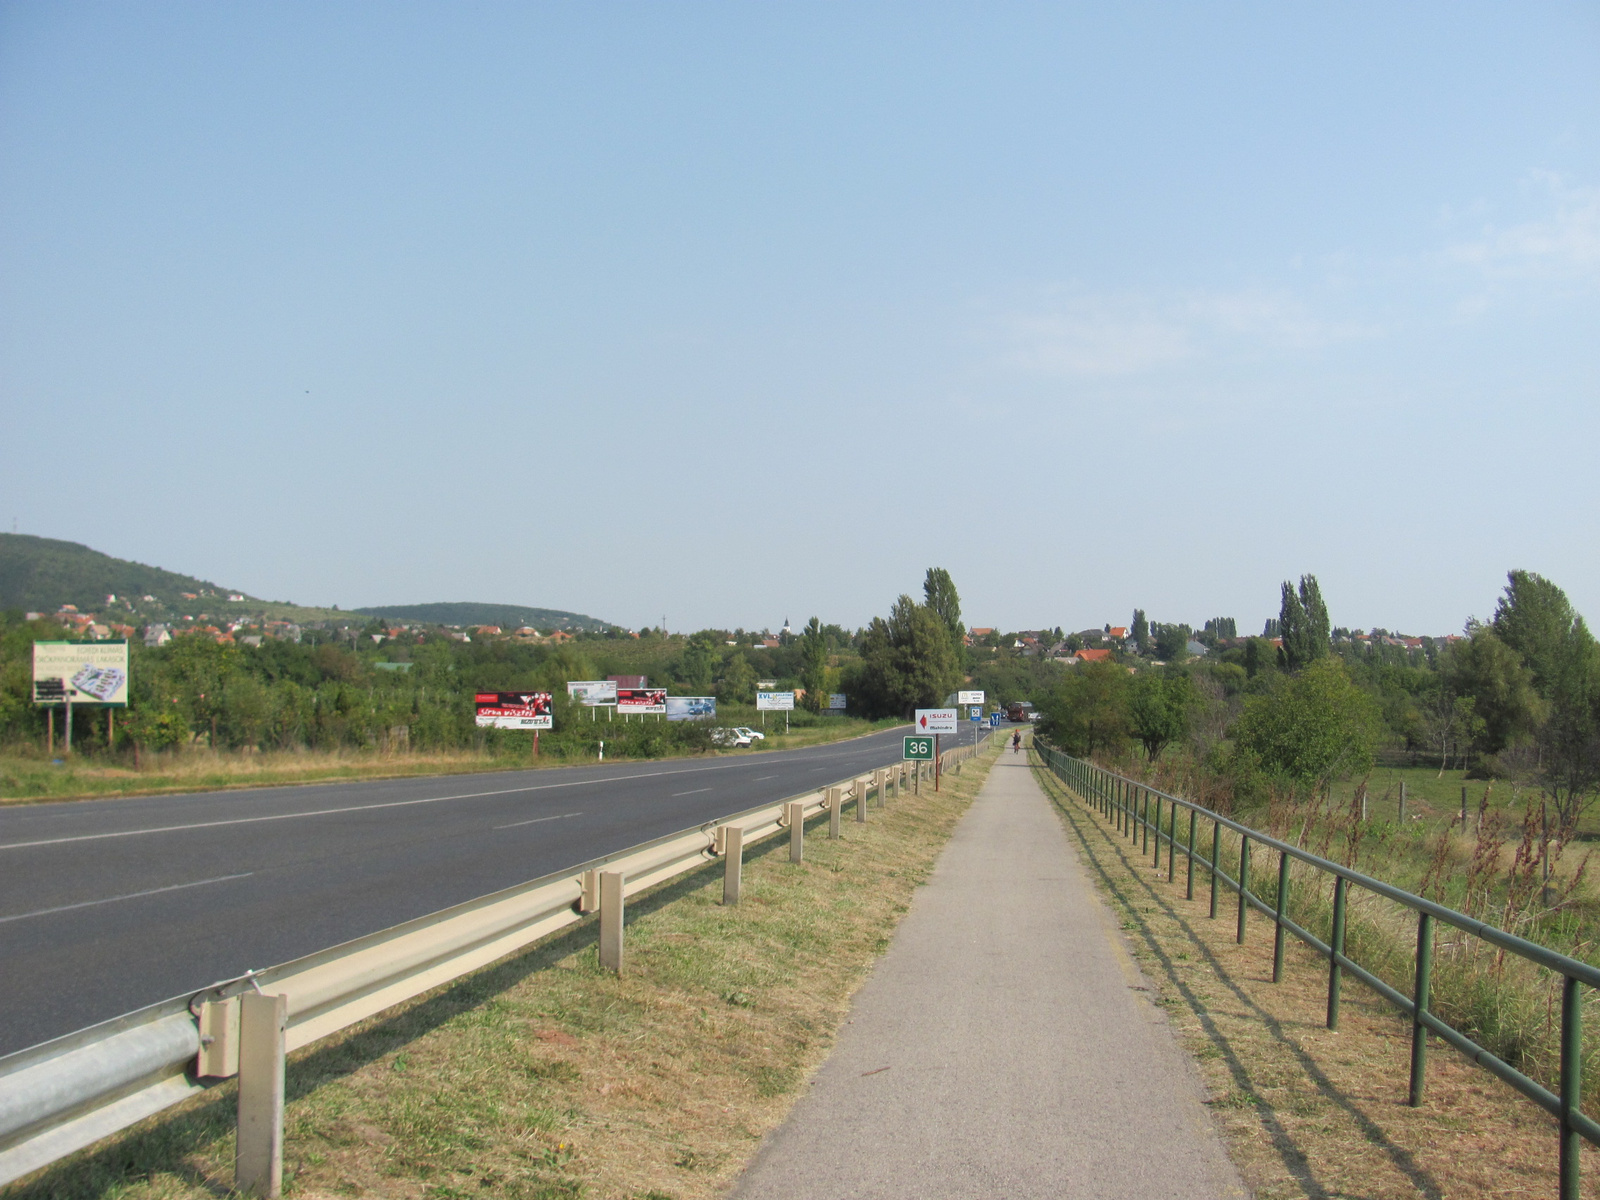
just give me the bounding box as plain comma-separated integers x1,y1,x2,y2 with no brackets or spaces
733,726,766,742
711,728,753,747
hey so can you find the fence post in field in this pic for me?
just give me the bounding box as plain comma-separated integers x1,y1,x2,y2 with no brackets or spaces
788,801,805,863
1409,912,1433,1106
827,787,842,839
1273,852,1291,983
855,778,868,822
1209,820,1221,919
1187,809,1198,900
1153,794,1163,867
599,871,625,971
236,990,288,1198
722,826,743,905
1327,876,1348,1029
1236,836,1251,943
1560,975,1583,1199
1167,801,1178,883
1398,780,1406,823
1461,785,1468,826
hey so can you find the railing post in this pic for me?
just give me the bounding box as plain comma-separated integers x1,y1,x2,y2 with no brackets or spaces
1186,808,1197,900
788,801,805,863
1409,912,1433,1106
1327,876,1347,1028
599,870,625,972
1273,851,1291,982
722,825,744,905
1167,799,1177,883
1153,794,1163,867
1141,789,1150,853
828,787,842,839
236,990,288,1198
855,778,868,823
1209,820,1221,919
1236,836,1250,943
1560,975,1583,1199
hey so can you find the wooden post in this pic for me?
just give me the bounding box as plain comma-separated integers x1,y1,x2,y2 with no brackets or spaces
1398,780,1406,823
855,778,868,823
1460,785,1468,826
788,801,805,862
236,991,288,1198
723,827,743,905
828,787,841,839
599,871,625,972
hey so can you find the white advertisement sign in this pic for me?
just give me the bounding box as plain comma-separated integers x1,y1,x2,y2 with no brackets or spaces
756,691,795,711
828,693,847,710
666,696,716,722
33,641,129,705
617,688,668,714
957,690,985,706
567,680,618,705
913,707,958,734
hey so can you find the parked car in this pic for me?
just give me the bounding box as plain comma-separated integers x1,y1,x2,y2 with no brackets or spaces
711,728,753,747
733,726,766,741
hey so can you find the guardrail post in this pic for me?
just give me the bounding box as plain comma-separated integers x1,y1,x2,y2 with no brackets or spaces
1327,876,1347,1028
1560,975,1582,1199
827,787,842,838
1409,912,1433,1106
855,778,868,823
1153,794,1163,867
872,768,885,806
236,990,288,1198
1141,789,1150,854
723,827,743,905
1236,836,1250,943
1273,852,1291,982
788,801,805,862
599,870,625,972
1186,809,1197,900
1209,819,1221,919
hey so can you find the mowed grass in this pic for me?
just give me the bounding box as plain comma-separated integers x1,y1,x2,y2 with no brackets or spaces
8,746,999,1200
1032,756,1600,1200
0,718,903,805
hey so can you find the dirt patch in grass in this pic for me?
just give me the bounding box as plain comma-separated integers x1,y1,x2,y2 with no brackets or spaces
8,750,999,1200
1032,757,1600,1199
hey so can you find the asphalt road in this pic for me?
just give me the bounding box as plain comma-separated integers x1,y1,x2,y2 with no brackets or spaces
0,721,992,1056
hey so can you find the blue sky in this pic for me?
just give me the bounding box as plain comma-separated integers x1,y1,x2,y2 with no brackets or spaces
3,3,1596,636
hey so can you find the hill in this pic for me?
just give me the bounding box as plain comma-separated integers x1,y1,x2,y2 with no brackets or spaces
354,602,611,632
0,533,245,613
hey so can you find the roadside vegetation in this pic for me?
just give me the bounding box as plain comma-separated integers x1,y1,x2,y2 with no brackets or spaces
10,741,1003,1200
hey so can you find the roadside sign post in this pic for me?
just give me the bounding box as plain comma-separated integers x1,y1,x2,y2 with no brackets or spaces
913,708,958,791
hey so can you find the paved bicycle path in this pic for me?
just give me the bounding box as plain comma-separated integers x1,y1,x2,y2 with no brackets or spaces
728,751,1247,1200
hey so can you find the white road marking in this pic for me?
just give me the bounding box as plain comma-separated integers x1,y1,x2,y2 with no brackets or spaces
754,775,777,781
0,731,914,852
671,788,712,797
494,812,583,830
0,873,254,924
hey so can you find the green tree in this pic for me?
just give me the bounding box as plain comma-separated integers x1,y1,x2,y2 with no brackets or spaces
1131,609,1149,653
1278,574,1330,671
922,568,964,653
716,653,757,705
1441,628,1543,755
1039,659,1130,756
1231,658,1379,796
799,617,829,712
855,595,961,718
1152,623,1190,662
1492,570,1585,700
1127,672,1194,760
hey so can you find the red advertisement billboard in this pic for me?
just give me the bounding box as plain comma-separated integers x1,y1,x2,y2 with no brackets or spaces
616,687,667,714
474,691,553,730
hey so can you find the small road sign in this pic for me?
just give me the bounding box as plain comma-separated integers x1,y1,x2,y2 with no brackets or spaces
969,707,982,721
903,736,934,760
914,708,958,734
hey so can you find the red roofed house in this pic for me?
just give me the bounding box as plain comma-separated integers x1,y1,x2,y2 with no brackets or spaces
1077,648,1114,663
1106,627,1128,640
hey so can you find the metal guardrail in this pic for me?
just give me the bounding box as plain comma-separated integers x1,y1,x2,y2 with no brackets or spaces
0,736,990,1192
1036,744,1598,1200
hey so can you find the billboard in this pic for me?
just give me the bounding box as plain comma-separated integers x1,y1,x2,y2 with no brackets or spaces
33,641,129,706
474,692,553,730
617,687,668,714
828,693,847,710
666,695,716,722
567,680,618,706
756,691,795,711
957,690,985,706
913,707,958,734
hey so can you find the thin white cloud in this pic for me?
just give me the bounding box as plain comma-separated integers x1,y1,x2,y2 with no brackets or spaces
1446,173,1600,279
997,288,1376,379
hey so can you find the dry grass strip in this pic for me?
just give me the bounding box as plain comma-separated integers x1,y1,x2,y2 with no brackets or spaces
7,750,999,1200
1032,758,1600,1199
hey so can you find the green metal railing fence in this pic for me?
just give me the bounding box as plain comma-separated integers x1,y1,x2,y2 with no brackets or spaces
1035,744,1599,1199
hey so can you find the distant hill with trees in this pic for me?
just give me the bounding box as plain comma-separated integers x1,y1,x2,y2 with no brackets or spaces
354,602,611,632
0,533,243,612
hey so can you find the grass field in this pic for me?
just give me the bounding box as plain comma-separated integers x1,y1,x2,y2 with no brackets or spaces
0,717,905,805
9,742,1000,1200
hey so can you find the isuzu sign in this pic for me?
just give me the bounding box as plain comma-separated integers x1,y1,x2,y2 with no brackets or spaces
475,692,553,730
957,690,984,706
914,708,958,734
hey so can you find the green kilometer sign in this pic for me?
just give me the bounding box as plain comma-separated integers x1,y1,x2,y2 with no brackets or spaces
903,735,934,761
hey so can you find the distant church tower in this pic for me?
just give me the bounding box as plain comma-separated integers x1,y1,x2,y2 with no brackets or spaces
781,617,793,635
